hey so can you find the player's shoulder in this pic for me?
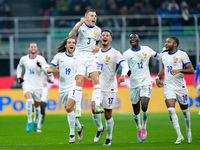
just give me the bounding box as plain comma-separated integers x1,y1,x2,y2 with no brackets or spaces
110,47,118,52
95,25,101,30
20,54,29,61
37,54,45,59
56,52,65,56
140,45,153,51
177,49,187,54
177,49,189,57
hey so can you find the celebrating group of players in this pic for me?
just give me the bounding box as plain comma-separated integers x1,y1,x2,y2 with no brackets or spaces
17,9,195,146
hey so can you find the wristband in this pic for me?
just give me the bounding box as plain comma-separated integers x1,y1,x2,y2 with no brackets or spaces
155,76,159,79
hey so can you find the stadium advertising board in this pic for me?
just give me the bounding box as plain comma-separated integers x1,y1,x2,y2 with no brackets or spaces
0,86,199,115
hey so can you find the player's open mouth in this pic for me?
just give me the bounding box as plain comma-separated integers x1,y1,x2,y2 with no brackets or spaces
131,41,135,44
92,20,95,23
69,46,74,50
103,39,107,42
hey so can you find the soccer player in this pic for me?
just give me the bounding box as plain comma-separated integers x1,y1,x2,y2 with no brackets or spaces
68,9,104,118
123,33,160,143
193,62,200,115
36,51,55,132
156,37,194,144
17,42,55,133
46,37,84,144
93,30,129,146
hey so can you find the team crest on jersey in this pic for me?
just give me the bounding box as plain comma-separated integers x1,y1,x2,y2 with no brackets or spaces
173,56,178,63
142,52,147,57
105,55,110,64
94,31,98,37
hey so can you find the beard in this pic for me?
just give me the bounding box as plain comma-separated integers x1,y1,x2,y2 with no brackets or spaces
30,51,37,54
102,43,108,47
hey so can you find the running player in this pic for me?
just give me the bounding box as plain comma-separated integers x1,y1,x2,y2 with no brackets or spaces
156,37,194,144
17,42,55,133
123,33,160,143
46,37,84,144
93,30,129,146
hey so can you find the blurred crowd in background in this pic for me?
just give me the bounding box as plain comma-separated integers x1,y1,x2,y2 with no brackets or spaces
1,0,200,30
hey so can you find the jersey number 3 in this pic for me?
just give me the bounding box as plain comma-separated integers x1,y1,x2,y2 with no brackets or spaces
87,38,91,44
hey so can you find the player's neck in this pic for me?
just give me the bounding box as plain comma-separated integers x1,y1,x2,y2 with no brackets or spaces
131,45,140,50
101,45,110,51
29,53,37,59
66,52,73,56
168,48,177,54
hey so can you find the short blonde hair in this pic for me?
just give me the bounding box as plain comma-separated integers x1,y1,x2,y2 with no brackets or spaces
85,9,96,16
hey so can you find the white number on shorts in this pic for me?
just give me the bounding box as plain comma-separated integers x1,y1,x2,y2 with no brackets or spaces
182,94,188,103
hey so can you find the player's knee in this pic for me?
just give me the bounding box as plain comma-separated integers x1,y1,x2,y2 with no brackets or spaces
142,106,148,112
91,76,99,84
76,78,84,87
134,109,140,115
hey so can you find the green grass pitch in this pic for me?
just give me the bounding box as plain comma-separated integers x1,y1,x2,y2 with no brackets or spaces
0,112,200,150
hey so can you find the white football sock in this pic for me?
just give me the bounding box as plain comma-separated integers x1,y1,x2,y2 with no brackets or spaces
142,110,148,129
92,113,103,131
75,118,82,131
168,107,182,137
92,84,101,106
106,117,114,139
133,113,141,131
34,106,41,123
37,113,43,129
182,109,191,132
67,111,75,135
26,99,33,123
75,86,82,112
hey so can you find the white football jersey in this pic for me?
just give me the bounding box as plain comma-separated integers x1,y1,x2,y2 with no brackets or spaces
162,50,191,90
18,54,48,89
123,46,158,88
98,47,125,92
51,52,75,93
74,22,101,58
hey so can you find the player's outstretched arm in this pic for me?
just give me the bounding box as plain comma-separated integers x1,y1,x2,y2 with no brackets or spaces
47,65,59,74
69,18,85,38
